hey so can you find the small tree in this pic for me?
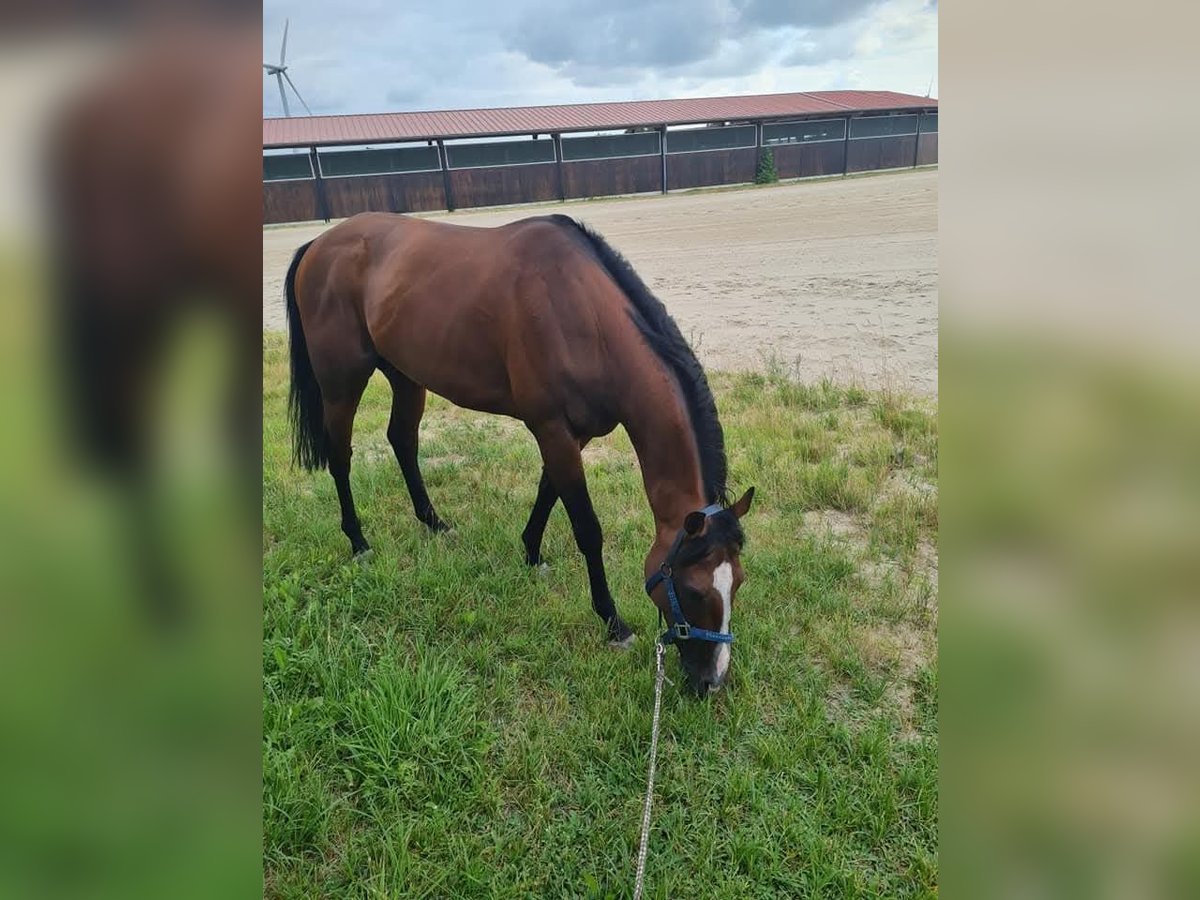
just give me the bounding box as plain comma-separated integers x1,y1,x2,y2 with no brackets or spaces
755,147,778,184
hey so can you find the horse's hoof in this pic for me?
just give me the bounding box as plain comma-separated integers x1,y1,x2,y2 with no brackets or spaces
608,632,637,651
536,562,550,577
606,617,636,649
353,548,374,564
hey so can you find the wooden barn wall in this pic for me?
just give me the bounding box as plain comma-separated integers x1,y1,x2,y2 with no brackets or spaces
262,119,937,223
322,172,445,219
562,156,662,199
770,141,845,179
846,135,918,173
449,163,560,209
666,148,757,191
916,133,938,166
263,180,321,224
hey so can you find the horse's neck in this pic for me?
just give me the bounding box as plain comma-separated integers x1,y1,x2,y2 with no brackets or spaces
621,371,709,539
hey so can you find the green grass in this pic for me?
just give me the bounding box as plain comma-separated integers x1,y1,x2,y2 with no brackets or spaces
263,334,938,898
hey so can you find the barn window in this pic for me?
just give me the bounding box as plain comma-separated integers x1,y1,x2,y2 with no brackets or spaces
762,118,846,145
263,152,314,181
444,138,556,169
849,114,920,139
317,144,441,177
561,130,661,161
665,124,757,153
920,113,938,133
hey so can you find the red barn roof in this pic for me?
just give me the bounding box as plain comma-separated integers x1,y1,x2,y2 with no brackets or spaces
263,90,936,148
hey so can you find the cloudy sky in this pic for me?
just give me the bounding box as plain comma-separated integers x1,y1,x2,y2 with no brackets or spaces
262,0,937,118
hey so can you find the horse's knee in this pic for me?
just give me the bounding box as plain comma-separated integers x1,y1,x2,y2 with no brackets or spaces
569,514,603,557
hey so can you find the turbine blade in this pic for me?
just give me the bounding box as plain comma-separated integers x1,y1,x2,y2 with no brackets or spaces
283,71,313,116
280,18,289,66
277,74,290,118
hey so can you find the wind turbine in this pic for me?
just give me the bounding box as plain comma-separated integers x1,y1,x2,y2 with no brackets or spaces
264,19,313,117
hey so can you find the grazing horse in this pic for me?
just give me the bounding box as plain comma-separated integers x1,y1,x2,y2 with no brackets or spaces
286,212,754,693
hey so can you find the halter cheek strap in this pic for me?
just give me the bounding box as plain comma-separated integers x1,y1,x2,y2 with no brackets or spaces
644,503,734,645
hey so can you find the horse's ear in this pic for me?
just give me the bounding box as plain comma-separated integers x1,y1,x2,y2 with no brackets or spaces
730,487,755,519
684,510,707,535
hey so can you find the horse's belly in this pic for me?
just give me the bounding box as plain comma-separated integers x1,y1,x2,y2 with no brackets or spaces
423,373,516,418
384,344,516,418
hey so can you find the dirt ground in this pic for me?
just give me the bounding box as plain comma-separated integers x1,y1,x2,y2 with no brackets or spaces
263,169,937,395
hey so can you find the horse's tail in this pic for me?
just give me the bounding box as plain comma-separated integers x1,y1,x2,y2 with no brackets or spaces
285,239,326,471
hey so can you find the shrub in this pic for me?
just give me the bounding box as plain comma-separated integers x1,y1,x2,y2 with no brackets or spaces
755,147,778,184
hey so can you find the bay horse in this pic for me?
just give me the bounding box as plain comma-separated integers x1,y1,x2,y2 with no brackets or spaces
286,212,754,693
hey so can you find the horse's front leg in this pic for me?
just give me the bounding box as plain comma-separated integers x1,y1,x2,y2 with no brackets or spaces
531,423,635,648
521,468,558,566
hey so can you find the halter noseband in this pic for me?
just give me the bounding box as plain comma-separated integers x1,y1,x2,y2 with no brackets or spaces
644,503,735,646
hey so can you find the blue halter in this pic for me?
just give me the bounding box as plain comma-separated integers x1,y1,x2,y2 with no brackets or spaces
644,503,735,646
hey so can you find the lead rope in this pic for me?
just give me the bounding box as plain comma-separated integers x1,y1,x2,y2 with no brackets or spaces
633,641,668,900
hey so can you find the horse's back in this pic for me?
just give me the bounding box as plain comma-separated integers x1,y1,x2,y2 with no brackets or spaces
298,212,630,429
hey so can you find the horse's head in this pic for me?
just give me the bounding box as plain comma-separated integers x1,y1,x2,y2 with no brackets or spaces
646,487,754,696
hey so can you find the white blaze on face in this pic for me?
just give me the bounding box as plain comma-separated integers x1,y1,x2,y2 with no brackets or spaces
712,561,733,681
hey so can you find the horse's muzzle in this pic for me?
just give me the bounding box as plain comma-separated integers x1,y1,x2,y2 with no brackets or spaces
685,670,727,697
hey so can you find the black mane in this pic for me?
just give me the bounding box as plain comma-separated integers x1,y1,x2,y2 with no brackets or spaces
549,215,729,505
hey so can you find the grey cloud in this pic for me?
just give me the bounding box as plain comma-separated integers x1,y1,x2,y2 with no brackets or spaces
511,1,730,70
779,25,860,67
506,0,888,89
735,0,881,29
384,86,424,108
264,0,936,116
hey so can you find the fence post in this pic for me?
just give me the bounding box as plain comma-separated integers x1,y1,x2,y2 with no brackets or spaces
912,111,922,168
660,125,668,193
842,117,851,176
553,133,565,201
309,146,330,222
437,140,455,212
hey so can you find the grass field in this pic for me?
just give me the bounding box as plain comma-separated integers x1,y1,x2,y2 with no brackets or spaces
263,333,938,898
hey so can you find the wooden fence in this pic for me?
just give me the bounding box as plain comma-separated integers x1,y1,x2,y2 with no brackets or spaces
263,112,937,224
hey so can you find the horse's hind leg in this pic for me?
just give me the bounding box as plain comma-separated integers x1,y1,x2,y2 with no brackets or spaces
532,422,634,648
380,365,449,533
322,373,372,557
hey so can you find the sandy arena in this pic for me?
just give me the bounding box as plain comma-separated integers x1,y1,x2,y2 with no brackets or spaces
264,169,937,395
